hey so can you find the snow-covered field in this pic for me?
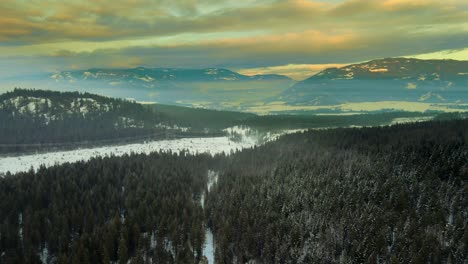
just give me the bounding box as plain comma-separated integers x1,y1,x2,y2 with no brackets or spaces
0,137,257,175
0,127,309,175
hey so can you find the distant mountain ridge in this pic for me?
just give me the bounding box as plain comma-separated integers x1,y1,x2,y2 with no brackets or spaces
47,67,293,108
51,67,291,87
308,58,468,81
7,58,468,112
280,58,468,106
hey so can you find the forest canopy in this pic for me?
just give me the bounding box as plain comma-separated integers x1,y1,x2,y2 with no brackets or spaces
0,114,467,263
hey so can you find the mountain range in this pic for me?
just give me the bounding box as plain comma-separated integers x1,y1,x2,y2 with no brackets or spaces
51,67,291,84
280,58,468,106
45,67,293,108
4,58,468,112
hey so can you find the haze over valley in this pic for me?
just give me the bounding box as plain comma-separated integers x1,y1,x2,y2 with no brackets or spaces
3,58,468,114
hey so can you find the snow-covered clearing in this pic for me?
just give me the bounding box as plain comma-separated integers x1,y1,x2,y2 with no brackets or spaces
0,128,306,175
0,137,255,175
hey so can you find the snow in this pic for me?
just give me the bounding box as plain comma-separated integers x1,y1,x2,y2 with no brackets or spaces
207,170,218,192
83,71,95,79
0,137,257,175
344,72,354,79
406,82,417,89
50,73,61,80
39,246,49,264
418,92,446,102
369,68,388,72
135,75,155,82
390,116,433,125
2,97,47,114
203,229,215,264
155,123,190,132
219,77,238,81
202,170,218,264
205,68,219,75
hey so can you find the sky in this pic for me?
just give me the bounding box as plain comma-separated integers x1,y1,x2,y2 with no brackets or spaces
1,0,467,80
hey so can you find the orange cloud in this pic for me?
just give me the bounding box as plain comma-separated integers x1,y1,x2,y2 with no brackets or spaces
0,0,466,45
0,0,466,75
204,30,357,55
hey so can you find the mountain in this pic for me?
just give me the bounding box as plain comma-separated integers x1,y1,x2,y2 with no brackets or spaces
280,58,468,106
51,67,291,84
46,67,293,109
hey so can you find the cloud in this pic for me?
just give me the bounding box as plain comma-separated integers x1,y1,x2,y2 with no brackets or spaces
1,0,466,43
0,0,466,77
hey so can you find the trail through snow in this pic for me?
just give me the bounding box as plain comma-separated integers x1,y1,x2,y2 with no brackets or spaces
202,170,218,264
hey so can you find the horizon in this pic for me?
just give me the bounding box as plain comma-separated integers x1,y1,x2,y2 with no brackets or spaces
4,56,467,82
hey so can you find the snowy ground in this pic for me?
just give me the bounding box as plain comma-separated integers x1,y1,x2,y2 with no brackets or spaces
0,137,256,175
203,229,215,264
202,170,219,264
0,128,308,175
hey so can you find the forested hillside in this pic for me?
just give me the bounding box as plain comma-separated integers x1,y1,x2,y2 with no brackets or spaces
0,89,160,146
206,119,468,263
0,116,467,263
146,104,255,131
0,89,221,153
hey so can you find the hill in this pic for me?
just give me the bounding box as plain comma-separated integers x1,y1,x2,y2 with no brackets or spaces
0,89,227,153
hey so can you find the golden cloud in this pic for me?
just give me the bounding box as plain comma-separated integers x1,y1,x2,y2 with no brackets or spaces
0,0,465,44
0,0,466,75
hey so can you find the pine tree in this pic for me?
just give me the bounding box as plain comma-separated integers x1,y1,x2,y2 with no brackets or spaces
102,246,111,264
118,237,128,264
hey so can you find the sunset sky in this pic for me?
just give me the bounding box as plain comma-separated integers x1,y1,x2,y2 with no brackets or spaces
1,0,467,80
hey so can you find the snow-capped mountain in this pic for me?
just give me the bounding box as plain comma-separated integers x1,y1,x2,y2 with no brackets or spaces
280,58,468,105
309,58,468,81
44,67,293,108
50,67,291,87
